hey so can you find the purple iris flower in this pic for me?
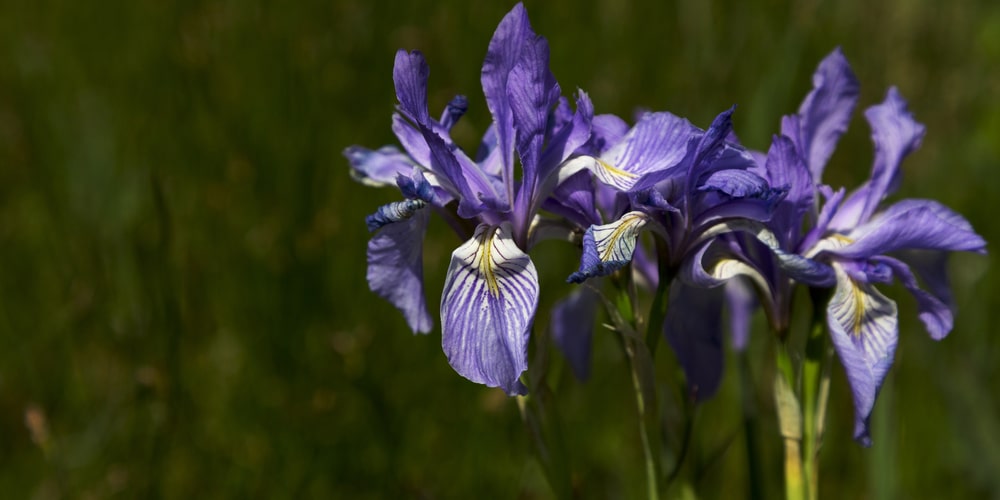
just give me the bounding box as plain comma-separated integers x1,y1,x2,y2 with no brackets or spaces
558,107,822,398
345,4,596,396
698,49,986,445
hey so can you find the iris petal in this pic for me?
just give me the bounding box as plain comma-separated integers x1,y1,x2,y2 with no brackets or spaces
874,256,954,340
344,145,418,188
784,47,860,184
366,209,433,334
831,199,987,259
568,212,654,283
551,286,599,381
441,222,538,396
826,263,898,446
664,283,725,401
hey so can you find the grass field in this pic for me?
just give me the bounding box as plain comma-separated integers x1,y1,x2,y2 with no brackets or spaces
1,0,998,497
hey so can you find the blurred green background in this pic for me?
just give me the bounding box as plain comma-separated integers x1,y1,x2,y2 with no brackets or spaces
1,0,998,498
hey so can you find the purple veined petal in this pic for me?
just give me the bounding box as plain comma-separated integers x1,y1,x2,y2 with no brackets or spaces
725,278,757,351
684,107,736,190
663,282,725,401
393,50,431,125
541,169,601,230
567,211,658,283
786,47,860,184
537,90,594,184
508,30,561,239
858,87,927,222
481,2,534,201
367,209,433,334
799,185,846,252
896,249,954,312
475,123,502,175
830,199,987,259
392,114,432,167
344,145,418,187
825,263,898,446
570,112,697,192
441,222,539,396
585,113,630,155
421,123,509,218
873,256,955,340
696,219,836,287
764,134,813,244
551,285,599,381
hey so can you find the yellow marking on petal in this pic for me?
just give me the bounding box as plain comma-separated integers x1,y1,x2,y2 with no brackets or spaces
597,159,639,179
600,214,642,262
832,234,855,245
850,279,866,337
477,227,501,297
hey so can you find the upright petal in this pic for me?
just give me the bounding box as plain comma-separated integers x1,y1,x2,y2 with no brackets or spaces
858,87,927,222
551,286,599,381
393,50,431,125
441,223,539,395
826,264,898,446
786,48,860,183
831,199,987,259
367,209,433,334
664,283,725,401
567,212,656,283
481,3,533,195
764,134,813,244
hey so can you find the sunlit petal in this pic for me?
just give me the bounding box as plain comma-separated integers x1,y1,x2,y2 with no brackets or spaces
441,223,539,395
826,264,898,446
567,212,656,283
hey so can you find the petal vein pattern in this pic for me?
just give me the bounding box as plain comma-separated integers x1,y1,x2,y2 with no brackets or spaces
441,222,539,395
826,263,898,446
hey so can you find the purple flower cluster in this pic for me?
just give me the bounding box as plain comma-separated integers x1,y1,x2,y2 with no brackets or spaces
346,4,985,445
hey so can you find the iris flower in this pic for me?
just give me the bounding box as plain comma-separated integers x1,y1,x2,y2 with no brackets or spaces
346,4,598,395
557,107,822,398
695,49,986,444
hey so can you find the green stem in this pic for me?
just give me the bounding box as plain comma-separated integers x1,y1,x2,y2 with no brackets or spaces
614,278,661,500
802,289,832,500
739,352,764,500
774,340,805,500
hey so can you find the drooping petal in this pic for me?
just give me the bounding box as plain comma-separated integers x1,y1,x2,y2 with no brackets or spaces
874,256,955,340
858,87,927,222
784,47,860,184
344,145,418,187
481,3,533,195
664,282,725,401
367,209,432,334
551,286,599,381
567,212,656,283
441,222,539,395
831,199,987,259
825,264,898,446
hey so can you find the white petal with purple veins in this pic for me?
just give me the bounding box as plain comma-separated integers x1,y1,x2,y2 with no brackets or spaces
441,222,538,395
